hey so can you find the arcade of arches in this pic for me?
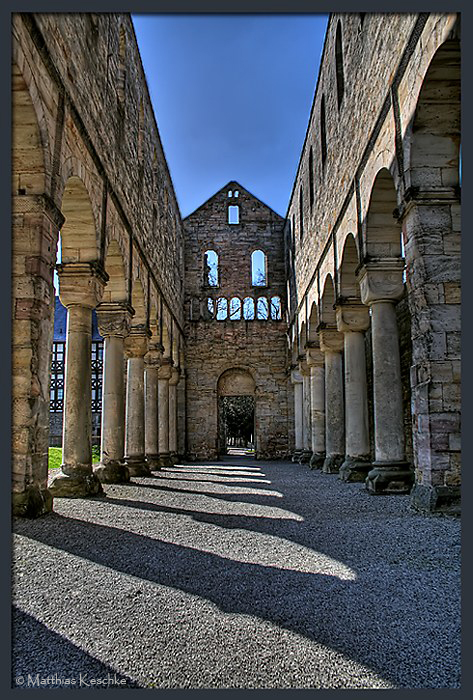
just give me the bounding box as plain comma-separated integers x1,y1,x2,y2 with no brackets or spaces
12,12,460,517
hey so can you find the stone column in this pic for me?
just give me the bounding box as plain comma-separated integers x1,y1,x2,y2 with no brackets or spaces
290,369,303,461
358,261,413,493
144,344,162,470
299,359,312,463
177,368,187,458
319,329,345,473
49,263,107,498
306,346,325,470
94,302,132,484
124,327,151,477
158,358,174,467
168,366,180,460
400,192,461,512
336,303,372,482
12,194,64,516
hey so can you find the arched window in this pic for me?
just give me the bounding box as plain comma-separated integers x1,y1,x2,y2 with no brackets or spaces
243,297,255,320
234,190,239,197
228,190,233,197
270,296,282,320
228,205,239,224
229,297,242,320
309,146,314,209
216,297,228,320
251,250,267,286
117,26,126,105
207,297,215,318
257,297,269,320
321,95,327,167
299,186,304,241
335,21,345,109
204,250,218,287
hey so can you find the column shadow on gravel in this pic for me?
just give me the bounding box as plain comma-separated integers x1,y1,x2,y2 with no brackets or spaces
13,497,460,689
12,607,139,688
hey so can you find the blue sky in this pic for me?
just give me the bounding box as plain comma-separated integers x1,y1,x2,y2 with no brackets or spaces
132,14,328,218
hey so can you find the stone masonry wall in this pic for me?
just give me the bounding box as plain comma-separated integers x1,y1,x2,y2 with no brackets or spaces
183,183,291,460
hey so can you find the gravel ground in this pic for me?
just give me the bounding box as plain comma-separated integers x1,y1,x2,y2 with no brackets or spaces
12,458,461,689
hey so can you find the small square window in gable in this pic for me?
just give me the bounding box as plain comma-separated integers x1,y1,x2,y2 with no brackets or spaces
228,205,239,224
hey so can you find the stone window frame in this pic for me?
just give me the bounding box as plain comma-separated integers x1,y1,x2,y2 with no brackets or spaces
243,296,256,320
335,20,345,110
251,249,268,288
229,296,242,321
256,296,269,320
50,341,65,412
228,204,240,225
215,297,228,321
203,249,219,288
270,295,283,321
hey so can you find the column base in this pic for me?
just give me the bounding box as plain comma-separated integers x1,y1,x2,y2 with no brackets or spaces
339,455,372,482
309,452,325,470
410,483,461,515
157,453,175,468
322,454,344,474
365,462,414,494
291,450,303,463
94,461,130,484
146,455,162,471
298,450,312,464
12,485,53,518
49,468,104,498
124,457,152,478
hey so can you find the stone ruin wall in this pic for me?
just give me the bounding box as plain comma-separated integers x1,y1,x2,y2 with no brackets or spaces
183,184,292,460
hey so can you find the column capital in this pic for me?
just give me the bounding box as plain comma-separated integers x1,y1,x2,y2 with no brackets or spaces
336,302,370,333
158,357,173,380
319,328,344,354
306,347,325,367
169,367,180,386
144,342,163,368
57,262,108,309
291,369,303,384
96,302,133,338
124,325,150,358
356,259,405,306
299,358,310,376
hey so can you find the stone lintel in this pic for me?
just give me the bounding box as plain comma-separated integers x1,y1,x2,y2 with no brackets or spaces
57,262,108,309
357,259,405,306
336,303,370,333
319,329,344,354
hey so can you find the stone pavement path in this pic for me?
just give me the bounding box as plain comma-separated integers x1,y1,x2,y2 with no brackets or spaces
12,458,461,689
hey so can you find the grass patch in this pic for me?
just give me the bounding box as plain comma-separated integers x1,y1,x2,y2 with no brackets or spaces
48,446,100,470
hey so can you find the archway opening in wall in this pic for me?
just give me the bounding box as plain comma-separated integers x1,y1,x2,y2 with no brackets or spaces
217,368,256,457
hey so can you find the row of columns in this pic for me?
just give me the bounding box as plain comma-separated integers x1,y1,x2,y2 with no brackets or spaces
292,261,414,494
49,264,182,499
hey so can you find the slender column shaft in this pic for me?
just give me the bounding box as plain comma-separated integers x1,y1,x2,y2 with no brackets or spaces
302,373,311,451
158,377,170,454
100,335,126,463
324,350,345,457
169,382,177,454
371,301,405,463
344,331,370,458
125,356,145,459
309,364,325,455
293,381,303,451
145,365,159,467
62,304,93,473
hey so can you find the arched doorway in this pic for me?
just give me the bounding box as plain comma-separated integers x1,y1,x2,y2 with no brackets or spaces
217,369,256,456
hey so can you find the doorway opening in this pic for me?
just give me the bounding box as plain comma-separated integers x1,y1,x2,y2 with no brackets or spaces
220,395,255,456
